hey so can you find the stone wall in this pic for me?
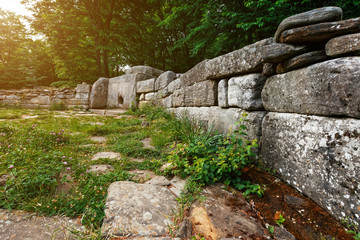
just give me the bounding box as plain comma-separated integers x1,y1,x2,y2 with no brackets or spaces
1,6,359,226
0,83,91,109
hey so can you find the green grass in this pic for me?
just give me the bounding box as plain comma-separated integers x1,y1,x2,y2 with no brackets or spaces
0,105,263,237
0,108,173,232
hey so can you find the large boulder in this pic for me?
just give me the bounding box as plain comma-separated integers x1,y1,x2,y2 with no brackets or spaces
274,7,343,42
125,66,164,78
261,112,360,226
325,33,360,57
262,57,360,118
280,17,360,43
101,181,178,237
90,77,109,109
228,74,266,110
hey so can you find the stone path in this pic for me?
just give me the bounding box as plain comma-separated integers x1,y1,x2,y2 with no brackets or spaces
91,152,121,161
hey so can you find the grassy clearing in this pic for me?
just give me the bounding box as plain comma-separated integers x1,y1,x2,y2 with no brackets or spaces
0,108,173,232
0,105,262,238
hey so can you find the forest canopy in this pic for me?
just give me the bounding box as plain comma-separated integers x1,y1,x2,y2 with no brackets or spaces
0,0,359,89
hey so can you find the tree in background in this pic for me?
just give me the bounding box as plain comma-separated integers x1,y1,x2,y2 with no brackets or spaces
0,8,57,89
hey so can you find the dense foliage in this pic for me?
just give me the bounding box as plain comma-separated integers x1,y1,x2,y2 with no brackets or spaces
0,0,359,89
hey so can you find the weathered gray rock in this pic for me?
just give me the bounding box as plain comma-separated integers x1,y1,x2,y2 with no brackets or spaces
90,136,106,143
156,87,170,98
155,71,176,90
275,7,343,42
102,181,178,237
205,38,274,80
179,59,209,87
167,78,182,94
262,63,276,77
228,74,266,110
169,176,187,198
261,112,360,226
107,74,138,109
261,43,309,63
218,79,228,108
90,77,109,109
281,17,360,43
276,50,329,74
89,164,114,174
75,83,91,99
125,66,164,78
189,184,272,239
30,95,51,105
162,95,173,108
263,57,360,118
184,80,217,107
169,107,266,143
325,33,360,57
180,38,273,86
136,78,155,93
144,92,157,101
91,152,121,161
146,176,171,186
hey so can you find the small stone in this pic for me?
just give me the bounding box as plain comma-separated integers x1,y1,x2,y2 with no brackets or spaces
261,43,309,63
284,195,305,208
273,226,296,240
262,63,276,77
89,165,114,174
159,162,172,172
146,176,171,186
0,175,10,186
91,152,121,161
176,218,192,239
141,121,150,127
90,136,106,143
141,138,155,149
218,79,228,108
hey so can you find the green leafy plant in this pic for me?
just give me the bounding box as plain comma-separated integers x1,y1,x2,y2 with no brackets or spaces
166,113,262,197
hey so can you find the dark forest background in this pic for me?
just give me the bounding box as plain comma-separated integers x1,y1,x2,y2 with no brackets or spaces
0,0,359,89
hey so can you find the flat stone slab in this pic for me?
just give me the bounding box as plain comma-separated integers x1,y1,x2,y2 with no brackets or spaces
325,33,360,57
189,184,271,239
276,50,329,74
281,17,360,43
91,152,121,161
274,7,343,42
102,181,179,237
262,57,360,118
89,164,114,174
0,209,83,240
90,136,106,143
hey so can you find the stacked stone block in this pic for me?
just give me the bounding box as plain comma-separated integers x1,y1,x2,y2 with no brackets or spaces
0,83,91,109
